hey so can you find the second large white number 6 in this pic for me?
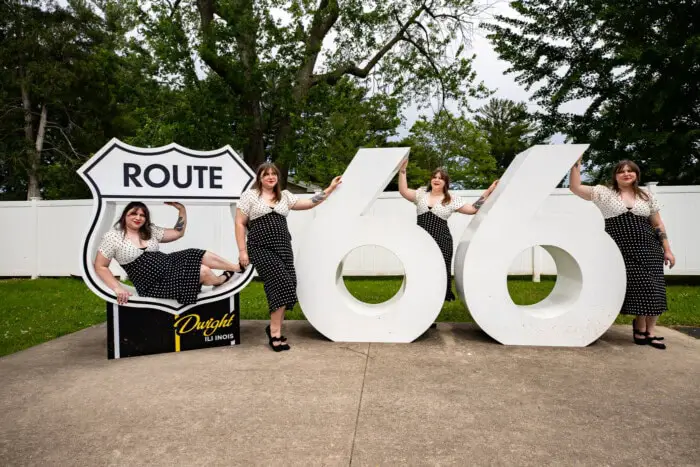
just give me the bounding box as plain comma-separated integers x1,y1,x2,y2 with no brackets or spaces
454,144,627,347
295,148,447,342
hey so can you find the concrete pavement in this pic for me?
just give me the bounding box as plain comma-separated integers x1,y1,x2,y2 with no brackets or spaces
1,321,698,466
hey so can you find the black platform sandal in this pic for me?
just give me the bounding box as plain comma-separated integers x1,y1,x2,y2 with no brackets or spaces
265,325,289,350
633,328,649,345
268,336,287,352
647,335,666,350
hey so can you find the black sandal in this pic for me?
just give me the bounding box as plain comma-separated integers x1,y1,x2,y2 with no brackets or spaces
265,325,289,350
647,335,666,350
633,328,649,345
219,270,237,284
268,336,287,352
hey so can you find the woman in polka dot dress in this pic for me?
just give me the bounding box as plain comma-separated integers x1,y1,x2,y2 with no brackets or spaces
235,163,342,352
569,159,675,349
398,158,498,306
94,201,243,306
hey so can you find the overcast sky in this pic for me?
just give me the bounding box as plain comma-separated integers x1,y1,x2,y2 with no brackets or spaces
397,0,589,143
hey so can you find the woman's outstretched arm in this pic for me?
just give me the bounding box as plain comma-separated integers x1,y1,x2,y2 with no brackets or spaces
569,158,593,200
160,202,187,242
398,159,416,202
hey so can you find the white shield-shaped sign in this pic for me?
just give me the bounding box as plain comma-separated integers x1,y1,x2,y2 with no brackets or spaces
77,138,255,314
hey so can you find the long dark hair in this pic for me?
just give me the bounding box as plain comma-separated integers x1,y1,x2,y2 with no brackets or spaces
115,201,152,240
426,168,452,205
253,162,282,202
610,160,649,201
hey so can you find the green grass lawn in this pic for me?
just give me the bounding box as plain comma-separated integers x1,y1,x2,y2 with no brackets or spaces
1,276,698,357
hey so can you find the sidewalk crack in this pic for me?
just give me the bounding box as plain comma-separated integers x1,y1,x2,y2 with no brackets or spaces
348,343,370,466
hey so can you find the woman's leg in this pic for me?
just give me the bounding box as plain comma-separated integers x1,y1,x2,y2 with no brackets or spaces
201,251,242,272
644,315,666,349
645,315,659,335
633,315,647,332
632,315,647,343
199,265,226,286
269,306,287,349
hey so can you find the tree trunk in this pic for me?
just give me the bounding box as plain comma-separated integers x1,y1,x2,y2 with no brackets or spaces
21,81,42,200
28,104,47,200
242,97,265,171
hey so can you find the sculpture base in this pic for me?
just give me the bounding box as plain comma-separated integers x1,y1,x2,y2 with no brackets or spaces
106,295,240,359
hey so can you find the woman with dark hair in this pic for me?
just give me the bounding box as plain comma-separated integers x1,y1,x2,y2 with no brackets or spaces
94,201,243,306
398,158,498,303
569,159,675,349
235,162,342,352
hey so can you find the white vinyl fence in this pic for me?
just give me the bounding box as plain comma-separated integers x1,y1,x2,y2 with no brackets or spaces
1,185,699,279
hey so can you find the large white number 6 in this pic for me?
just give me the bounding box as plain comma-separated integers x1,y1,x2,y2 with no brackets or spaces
296,148,447,342
454,144,626,346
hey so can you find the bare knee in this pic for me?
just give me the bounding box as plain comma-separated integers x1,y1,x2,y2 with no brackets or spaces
200,265,212,279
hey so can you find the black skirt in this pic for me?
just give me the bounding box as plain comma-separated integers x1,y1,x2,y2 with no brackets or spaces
121,249,206,305
247,212,297,313
418,210,455,301
605,211,667,316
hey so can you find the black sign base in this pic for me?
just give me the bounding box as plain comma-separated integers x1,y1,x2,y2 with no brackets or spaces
106,295,240,359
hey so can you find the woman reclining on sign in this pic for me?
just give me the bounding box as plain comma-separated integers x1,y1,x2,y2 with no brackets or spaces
94,201,243,306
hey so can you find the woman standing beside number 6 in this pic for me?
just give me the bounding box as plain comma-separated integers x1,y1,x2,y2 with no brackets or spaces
398,158,498,305
569,158,675,349
235,163,342,352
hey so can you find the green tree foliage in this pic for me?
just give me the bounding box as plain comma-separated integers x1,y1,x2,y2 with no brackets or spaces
475,97,539,173
290,78,401,187
486,0,700,184
0,0,160,199
128,0,490,185
394,109,495,190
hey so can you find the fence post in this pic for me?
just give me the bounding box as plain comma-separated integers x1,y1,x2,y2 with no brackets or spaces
532,246,542,283
30,197,40,279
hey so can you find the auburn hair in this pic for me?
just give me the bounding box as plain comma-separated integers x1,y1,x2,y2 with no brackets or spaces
115,201,152,240
609,160,649,201
426,168,452,205
253,162,282,202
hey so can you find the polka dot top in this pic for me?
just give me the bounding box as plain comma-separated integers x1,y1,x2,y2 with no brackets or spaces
414,187,466,220
591,185,661,219
98,225,165,265
237,188,298,221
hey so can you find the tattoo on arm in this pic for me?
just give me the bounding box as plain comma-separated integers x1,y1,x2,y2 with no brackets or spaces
174,216,185,231
311,192,327,203
655,227,668,241
472,196,486,209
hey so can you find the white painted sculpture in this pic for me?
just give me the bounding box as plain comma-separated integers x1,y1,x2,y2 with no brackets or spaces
77,138,255,314
454,144,627,346
295,148,447,342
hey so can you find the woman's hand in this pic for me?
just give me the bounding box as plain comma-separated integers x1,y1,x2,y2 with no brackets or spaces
239,250,250,268
487,179,499,194
114,285,132,305
165,201,185,211
399,158,408,172
664,251,676,269
329,176,342,190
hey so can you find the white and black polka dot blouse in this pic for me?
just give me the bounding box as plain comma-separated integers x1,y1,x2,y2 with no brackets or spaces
237,188,299,221
591,185,661,219
414,187,466,220
98,225,165,264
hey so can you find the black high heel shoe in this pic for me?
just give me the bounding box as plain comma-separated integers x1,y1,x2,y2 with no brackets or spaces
646,335,666,350
265,325,289,351
633,328,648,345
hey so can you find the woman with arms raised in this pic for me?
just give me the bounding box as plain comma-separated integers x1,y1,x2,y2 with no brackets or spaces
398,158,498,305
569,159,675,349
235,163,342,352
95,201,244,306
